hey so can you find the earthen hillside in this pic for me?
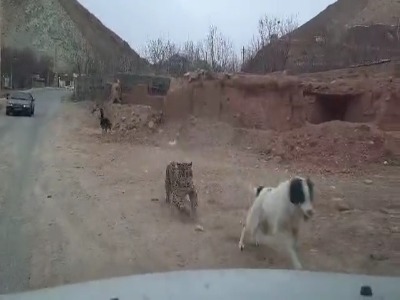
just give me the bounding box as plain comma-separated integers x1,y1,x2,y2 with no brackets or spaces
1,0,148,73
244,0,400,74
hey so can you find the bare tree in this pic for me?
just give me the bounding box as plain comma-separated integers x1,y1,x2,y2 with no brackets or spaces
143,37,179,73
118,54,136,73
243,35,262,64
180,40,210,71
205,25,239,72
70,39,93,75
0,47,54,88
206,25,218,70
181,40,197,62
181,40,203,63
141,27,238,75
242,14,298,72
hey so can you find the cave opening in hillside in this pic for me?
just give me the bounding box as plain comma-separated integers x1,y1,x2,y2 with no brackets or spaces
310,94,358,124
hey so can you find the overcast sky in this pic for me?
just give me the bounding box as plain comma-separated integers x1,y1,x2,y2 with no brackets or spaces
77,0,336,54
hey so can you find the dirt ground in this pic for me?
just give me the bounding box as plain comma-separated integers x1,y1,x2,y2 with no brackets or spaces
29,100,400,290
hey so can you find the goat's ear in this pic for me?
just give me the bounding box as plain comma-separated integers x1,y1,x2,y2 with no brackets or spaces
256,186,264,197
189,162,192,166
289,177,305,205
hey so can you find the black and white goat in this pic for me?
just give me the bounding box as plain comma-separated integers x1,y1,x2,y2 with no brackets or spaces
91,105,112,134
99,108,112,133
238,176,315,270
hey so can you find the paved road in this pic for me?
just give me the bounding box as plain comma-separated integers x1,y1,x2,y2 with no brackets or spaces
0,88,70,294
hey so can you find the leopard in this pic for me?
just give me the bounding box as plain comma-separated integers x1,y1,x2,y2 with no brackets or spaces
165,161,198,216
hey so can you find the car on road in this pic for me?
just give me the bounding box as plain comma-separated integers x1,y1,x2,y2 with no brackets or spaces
5,91,35,117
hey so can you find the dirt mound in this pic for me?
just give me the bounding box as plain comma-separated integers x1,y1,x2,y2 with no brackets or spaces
110,104,163,132
268,122,387,172
140,116,390,173
174,117,236,148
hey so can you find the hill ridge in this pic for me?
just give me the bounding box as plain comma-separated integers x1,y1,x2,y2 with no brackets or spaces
244,0,400,74
2,0,148,73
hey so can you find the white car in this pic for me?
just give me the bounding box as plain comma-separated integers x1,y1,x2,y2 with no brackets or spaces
0,269,399,300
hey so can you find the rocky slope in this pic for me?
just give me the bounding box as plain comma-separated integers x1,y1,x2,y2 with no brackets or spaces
244,0,400,74
1,0,148,73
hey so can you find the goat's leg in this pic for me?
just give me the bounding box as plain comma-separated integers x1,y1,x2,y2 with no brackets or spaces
292,226,300,253
253,230,303,269
284,235,303,270
238,226,247,251
278,232,303,270
288,246,303,270
240,229,267,249
253,230,279,248
253,227,264,247
257,231,303,269
239,207,259,251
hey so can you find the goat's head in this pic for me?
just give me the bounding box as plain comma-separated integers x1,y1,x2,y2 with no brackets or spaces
289,177,315,221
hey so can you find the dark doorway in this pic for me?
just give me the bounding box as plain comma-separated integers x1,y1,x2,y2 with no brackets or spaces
309,94,357,124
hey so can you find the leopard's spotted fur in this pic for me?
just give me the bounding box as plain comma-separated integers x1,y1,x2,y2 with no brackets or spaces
165,161,198,215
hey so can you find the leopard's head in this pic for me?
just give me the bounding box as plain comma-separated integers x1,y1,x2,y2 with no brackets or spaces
176,162,193,187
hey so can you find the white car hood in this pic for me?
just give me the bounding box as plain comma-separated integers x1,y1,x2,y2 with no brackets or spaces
0,269,399,300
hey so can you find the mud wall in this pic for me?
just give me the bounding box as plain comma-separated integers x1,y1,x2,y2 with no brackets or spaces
114,73,171,96
376,89,400,131
304,78,400,131
73,75,106,101
122,84,164,111
165,75,307,131
164,74,400,132
304,92,379,124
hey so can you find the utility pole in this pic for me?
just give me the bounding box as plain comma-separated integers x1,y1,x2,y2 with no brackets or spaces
54,43,58,87
53,38,62,87
0,0,3,90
